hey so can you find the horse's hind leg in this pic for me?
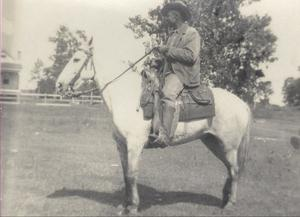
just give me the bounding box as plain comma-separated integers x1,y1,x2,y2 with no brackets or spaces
200,134,239,208
222,149,239,209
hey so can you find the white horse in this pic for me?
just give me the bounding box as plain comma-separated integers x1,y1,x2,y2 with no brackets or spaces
56,42,252,215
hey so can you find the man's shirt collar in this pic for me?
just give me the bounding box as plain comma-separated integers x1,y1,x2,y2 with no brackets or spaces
174,22,188,35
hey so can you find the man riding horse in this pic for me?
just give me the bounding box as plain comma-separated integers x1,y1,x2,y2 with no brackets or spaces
153,1,201,148
56,1,251,210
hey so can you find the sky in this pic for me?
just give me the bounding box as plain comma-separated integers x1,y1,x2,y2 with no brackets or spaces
3,0,300,105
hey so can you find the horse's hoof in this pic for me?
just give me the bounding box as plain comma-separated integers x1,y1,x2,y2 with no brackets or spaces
223,201,235,210
118,206,138,216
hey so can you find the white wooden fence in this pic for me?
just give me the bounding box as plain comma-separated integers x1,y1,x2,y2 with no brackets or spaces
0,89,102,105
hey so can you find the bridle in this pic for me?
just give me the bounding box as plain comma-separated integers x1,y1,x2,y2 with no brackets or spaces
68,50,96,87
63,48,97,97
68,47,155,97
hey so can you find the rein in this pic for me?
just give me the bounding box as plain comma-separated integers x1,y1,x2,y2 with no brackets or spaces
71,48,155,97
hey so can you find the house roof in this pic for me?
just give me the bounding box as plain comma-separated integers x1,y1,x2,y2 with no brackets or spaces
1,51,22,72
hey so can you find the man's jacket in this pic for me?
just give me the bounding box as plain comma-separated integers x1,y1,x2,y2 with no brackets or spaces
163,23,201,87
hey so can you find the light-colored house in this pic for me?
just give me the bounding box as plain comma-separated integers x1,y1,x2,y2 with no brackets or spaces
1,0,22,90
1,51,22,90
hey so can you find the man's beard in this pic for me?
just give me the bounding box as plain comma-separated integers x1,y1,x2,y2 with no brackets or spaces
166,20,177,29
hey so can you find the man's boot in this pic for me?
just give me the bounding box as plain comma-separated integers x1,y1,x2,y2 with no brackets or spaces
153,103,176,148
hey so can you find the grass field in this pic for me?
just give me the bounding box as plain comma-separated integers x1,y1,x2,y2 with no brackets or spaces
1,103,300,216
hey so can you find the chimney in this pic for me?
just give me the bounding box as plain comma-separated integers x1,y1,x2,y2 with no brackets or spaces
17,50,22,61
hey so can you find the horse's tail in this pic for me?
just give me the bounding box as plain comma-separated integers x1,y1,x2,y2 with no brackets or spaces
237,106,252,175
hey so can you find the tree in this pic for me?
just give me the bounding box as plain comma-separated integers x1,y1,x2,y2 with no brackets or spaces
255,81,273,105
30,58,44,83
30,58,48,93
126,0,277,104
32,25,88,93
48,25,87,80
282,77,300,106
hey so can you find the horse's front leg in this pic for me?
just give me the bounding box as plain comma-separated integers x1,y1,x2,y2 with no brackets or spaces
115,134,144,215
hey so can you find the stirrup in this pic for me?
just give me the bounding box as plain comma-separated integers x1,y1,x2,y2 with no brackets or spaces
148,133,158,140
146,134,167,149
152,128,170,148
152,138,168,149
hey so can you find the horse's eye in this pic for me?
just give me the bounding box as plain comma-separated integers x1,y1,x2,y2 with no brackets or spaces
73,58,80,62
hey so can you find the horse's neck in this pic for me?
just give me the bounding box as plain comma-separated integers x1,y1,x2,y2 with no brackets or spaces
94,70,142,114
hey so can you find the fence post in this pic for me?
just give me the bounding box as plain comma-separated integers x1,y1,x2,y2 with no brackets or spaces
17,90,20,104
90,92,93,105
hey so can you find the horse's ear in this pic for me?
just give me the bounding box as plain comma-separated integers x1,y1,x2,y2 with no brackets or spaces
88,37,93,46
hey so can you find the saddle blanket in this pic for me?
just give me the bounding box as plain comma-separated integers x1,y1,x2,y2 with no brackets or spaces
141,85,215,122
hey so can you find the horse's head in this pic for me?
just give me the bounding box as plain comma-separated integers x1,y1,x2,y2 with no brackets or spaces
56,39,95,95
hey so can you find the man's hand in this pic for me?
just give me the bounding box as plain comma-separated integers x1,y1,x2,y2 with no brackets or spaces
154,46,169,54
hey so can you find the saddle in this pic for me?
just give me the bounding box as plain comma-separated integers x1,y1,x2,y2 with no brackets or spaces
140,77,215,122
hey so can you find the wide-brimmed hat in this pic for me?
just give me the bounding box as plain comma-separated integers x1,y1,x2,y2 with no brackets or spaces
161,1,191,21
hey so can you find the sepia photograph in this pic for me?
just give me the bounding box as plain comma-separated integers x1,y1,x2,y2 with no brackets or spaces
1,0,300,216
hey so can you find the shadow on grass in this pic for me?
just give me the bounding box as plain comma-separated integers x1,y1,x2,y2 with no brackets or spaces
47,184,222,211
